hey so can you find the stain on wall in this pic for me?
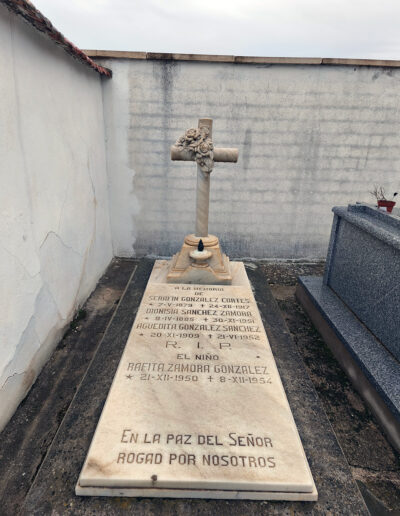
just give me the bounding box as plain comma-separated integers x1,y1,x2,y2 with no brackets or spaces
100,58,400,260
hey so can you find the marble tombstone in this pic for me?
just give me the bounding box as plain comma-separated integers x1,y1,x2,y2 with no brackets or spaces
76,119,317,500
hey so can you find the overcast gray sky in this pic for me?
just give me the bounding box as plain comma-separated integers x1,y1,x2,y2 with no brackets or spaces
33,0,400,59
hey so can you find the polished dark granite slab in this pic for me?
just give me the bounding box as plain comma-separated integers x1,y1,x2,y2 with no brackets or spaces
298,276,400,426
324,204,400,362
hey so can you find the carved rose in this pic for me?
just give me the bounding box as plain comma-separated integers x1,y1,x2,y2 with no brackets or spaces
175,126,214,173
197,141,213,156
185,128,199,141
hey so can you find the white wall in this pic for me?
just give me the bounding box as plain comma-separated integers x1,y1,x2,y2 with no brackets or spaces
0,6,113,431
99,57,400,260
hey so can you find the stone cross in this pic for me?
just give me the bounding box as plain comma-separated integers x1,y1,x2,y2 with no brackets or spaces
170,118,238,238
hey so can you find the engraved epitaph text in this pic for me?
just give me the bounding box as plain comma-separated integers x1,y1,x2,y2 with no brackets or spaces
77,263,317,500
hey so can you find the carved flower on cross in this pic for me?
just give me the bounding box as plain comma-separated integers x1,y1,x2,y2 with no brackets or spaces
197,140,213,156
175,126,214,173
185,128,199,142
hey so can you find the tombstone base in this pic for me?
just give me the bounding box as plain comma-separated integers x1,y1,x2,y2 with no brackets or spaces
75,483,318,501
167,234,232,284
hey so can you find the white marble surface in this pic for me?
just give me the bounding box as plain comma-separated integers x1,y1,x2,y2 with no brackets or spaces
77,261,317,500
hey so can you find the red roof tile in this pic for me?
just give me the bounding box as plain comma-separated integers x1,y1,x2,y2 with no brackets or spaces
2,0,112,77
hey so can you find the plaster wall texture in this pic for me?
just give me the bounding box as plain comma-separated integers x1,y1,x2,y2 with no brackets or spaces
0,5,113,431
98,57,400,260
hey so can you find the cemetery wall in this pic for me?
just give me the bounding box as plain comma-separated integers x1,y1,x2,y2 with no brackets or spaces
96,55,400,260
0,5,113,431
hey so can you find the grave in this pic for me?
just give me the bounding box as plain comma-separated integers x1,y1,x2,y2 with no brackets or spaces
75,119,317,500
297,203,400,453
76,263,317,499
22,258,367,513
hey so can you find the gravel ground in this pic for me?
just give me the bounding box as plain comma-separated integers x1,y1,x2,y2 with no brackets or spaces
258,261,400,515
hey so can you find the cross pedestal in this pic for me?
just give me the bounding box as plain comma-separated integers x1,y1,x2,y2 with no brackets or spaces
167,118,238,284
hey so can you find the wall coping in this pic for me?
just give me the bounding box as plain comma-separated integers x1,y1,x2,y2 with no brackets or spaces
84,50,400,68
2,0,112,77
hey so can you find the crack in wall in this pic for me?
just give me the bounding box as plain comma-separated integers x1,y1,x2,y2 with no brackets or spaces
0,15,111,427
39,231,84,258
0,311,40,390
0,371,23,392
0,7,112,433
1,244,41,279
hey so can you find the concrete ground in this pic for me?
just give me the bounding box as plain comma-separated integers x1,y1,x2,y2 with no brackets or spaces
0,258,399,515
